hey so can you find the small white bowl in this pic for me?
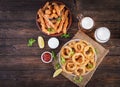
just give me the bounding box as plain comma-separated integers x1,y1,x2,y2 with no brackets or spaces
48,37,59,49
41,51,53,63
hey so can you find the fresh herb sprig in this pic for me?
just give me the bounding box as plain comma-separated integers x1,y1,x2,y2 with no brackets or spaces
56,16,62,22
94,48,98,54
61,33,70,38
61,56,66,65
87,63,93,69
55,63,61,70
47,28,54,32
27,38,36,47
73,76,83,83
52,51,57,60
70,50,75,56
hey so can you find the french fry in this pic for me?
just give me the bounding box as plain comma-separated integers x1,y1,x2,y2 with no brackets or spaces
51,19,57,24
52,9,56,14
55,21,60,29
43,14,56,30
37,9,45,28
38,9,51,35
42,2,49,10
62,10,69,33
57,10,69,33
53,3,61,16
45,13,58,19
45,9,51,15
57,10,65,33
59,5,65,12
44,19,51,28
63,17,68,34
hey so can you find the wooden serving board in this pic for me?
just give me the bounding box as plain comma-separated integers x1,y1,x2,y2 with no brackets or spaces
53,30,109,87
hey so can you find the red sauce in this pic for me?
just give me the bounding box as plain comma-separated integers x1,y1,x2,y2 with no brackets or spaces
43,53,51,62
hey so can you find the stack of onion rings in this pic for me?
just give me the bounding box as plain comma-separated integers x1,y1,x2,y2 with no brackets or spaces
59,39,97,76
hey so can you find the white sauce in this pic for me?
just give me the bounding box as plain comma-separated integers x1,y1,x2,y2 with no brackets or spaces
48,37,59,49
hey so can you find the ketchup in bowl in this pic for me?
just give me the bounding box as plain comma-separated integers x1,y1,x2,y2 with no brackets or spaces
41,51,53,63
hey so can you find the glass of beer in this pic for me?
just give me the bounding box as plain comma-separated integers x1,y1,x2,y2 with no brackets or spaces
94,27,111,43
77,14,95,32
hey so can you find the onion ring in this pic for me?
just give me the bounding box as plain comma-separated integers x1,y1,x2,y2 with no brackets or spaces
74,66,86,76
72,53,85,65
62,60,77,74
83,45,95,59
80,40,89,47
74,42,84,52
61,46,72,59
85,60,96,72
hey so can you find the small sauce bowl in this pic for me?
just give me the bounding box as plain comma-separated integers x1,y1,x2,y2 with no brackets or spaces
41,51,53,63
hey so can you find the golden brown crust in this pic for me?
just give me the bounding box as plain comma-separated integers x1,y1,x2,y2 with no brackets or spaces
72,53,85,66
60,40,96,76
60,46,72,59
74,66,86,76
37,1,70,35
62,60,77,74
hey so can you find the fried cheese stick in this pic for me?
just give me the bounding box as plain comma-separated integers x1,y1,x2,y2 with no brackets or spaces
57,10,69,33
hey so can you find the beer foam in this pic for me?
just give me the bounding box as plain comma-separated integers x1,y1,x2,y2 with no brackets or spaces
81,17,94,29
94,27,110,43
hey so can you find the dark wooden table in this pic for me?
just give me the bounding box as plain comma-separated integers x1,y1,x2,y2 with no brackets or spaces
0,0,120,87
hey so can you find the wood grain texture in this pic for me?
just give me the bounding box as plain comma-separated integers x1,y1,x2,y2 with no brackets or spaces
0,0,120,87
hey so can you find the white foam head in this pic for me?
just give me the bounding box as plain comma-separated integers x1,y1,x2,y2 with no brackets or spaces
94,27,111,43
81,17,94,30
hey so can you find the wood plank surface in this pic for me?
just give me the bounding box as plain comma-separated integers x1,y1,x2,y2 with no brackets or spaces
0,0,120,87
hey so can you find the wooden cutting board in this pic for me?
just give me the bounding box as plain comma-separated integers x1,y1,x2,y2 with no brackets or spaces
53,30,109,87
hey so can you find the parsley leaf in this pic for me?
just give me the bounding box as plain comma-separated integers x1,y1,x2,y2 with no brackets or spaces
73,76,83,83
87,63,93,69
52,51,57,60
61,33,70,38
27,38,36,47
70,50,75,56
61,56,66,65
56,16,62,22
55,63,61,70
94,48,98,54
47,28,54,32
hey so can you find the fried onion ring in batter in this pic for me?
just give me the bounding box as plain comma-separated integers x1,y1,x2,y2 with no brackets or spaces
72,53,85,65
74,42,84,52
61,46,72,59
83,45,95,59
74,66,86,76
62,60,77,74
80,40,89,47
85,60,96,72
